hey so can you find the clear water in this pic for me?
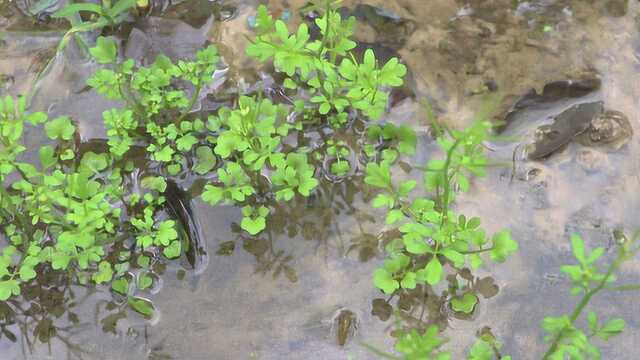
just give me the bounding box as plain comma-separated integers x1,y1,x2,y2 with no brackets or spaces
1,0,639,359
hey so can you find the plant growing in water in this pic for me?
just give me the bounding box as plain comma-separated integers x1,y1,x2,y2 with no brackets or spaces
1,1,637,358
541,232,637,359
368,120,518,299
0,0,409,323
52,0,136,52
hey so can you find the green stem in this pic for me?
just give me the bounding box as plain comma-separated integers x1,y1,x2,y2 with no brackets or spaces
359,342,402,360
460,247,494,255
604,284,640,292
177,81,202,124
542,253,622,359
439,138,462,226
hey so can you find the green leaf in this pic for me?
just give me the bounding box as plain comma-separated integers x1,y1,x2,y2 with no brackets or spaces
112,278,129,295
107,0,136,17
0,280,20,300
490,230,518,262
60,148,75,160
176,134,198,151
384,254,410,273
468,339,494,360
156,220,178,246
450,293,478,314
39,146,56,170
570,234,586,264
18,265,36,282
141,176,167,192
89,37,117,64
163,240,181,259
52,3,103,18
26,112,48,125
364,162,391,188
201,185,224,205
372,194,394,209
597,318,625,340
374,268,399,294
193,146,216,175
419,257,442,285
441,248,465,268
401,272,417,289
386,209,404,224
138,273,153,290
92,261,113,284
45,116,75,140
87,69,121,99
398,180,416,197
404,233,431,254
80,152,109,174
467,217,481,229
240,206,267,236
128,296,155,318
153,145,174,162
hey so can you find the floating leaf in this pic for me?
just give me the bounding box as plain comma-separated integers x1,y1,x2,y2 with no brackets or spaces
374,268,399,294
45,116,75,140
89,37,117,64
450,293,478,314
193,146,216,174
128,296,155,318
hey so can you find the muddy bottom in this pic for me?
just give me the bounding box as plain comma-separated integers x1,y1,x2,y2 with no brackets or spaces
1,0,640,359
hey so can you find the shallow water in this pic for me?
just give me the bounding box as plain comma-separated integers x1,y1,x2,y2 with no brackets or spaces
1,0,640,359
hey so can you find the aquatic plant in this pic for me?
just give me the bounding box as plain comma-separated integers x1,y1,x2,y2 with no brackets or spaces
247,2,406,127
0,0,408,313
0,35,223,317
541,233,637,359
52,0,136,52
368,121,518,297
0,92,168,319
1,0,638,358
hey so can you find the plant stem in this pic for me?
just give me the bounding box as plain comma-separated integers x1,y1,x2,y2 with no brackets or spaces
177,81,202,124
606,284,640,291
460,247,494,255
439,138,462,227
542,251,623,359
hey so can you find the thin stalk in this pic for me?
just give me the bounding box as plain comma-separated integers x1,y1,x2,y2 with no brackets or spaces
542,253,622,358
177,81,202,124
439,138,462,227
359,342,401,360
459,247,494,255
606,284,640,291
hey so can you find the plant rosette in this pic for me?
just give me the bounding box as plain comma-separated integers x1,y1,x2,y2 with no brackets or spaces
320,139,358,182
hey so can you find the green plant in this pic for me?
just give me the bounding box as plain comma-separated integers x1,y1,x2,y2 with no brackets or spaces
9,2,637,359
52,0,136,52
86,37,219,172
0,36,222,315
362,325,451,360
198,2,407,235
247,3,406,127
466,328,512,360
369,122,518,295
324,139,352,176
541,233,638,359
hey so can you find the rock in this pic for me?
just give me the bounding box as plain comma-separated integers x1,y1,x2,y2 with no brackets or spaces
605,0,628,17
576,110,633,151
341,4,416,50
525,101,603,160
124,16,212,64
